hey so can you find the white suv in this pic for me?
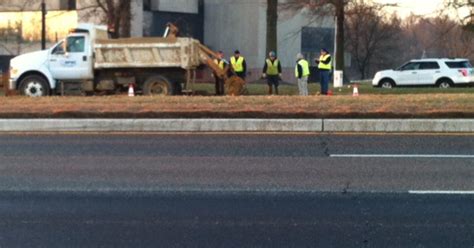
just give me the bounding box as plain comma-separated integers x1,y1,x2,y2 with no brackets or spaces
372,58,474,88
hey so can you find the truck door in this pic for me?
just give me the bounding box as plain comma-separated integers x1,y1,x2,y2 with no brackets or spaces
49,34,93,80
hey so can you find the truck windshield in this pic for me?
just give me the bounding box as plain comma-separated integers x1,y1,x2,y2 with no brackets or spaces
66,36,85,53
52,41,65,54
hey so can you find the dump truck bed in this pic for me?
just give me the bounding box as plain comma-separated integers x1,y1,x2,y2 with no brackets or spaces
94,37,202,70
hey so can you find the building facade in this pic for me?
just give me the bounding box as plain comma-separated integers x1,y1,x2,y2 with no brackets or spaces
203,0,334,81
137,0,335,82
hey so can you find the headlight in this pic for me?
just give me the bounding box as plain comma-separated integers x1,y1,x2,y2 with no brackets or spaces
9,66,19,78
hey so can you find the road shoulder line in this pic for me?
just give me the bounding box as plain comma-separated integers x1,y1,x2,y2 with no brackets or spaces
409,191,474,195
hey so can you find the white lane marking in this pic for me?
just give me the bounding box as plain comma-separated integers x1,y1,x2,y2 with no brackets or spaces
330,154,474,159
409,191,474,195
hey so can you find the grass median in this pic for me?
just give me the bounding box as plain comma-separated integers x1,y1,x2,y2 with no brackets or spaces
0,88,472,118
194,83,474,96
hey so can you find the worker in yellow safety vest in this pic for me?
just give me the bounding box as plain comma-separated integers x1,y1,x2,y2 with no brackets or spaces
262,51,282,95
315,48,332,95
230,50,247,80
213,51,228,96
295,53,310,96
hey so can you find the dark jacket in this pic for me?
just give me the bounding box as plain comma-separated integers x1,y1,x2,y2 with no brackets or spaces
296,59,303,79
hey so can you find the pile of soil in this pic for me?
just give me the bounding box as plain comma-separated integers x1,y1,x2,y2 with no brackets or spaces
225,76,246,96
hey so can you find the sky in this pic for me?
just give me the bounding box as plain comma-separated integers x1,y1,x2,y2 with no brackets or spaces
374,0,469,19
0,11,77,42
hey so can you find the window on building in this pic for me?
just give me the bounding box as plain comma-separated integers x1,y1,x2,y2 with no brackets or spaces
301,27,335,66
143,0,152,11
60,0,76,10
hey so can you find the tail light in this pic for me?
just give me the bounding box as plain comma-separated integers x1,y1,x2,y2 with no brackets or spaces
459,69,468,77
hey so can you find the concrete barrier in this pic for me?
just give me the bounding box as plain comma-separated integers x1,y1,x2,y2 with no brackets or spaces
323,119,474,133
0,119,473,133
0,119,323,132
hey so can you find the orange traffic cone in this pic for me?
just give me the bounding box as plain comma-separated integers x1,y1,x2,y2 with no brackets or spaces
128,83,135,97
352,84,359,97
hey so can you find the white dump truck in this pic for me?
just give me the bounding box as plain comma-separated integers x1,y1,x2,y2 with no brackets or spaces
8,23,243,96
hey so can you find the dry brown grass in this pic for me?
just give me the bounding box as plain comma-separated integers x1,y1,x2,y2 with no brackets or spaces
0,94,472,118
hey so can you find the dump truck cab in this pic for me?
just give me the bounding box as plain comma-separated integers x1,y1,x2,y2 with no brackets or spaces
9,24,106,96
48,25,97,81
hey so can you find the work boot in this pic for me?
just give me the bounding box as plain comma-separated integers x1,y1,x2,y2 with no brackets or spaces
268,86,273,95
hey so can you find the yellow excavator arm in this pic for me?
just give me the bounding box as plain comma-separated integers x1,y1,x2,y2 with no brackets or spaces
165,23,246,96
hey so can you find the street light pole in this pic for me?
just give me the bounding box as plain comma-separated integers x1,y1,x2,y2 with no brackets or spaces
41,0,46,50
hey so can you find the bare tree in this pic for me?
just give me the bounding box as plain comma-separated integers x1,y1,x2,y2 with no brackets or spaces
0,0,40,11
78,0,131,38
345,0,403,79
403,15,474,59
0,0,41,55
445,0,474,30
280,0,349,70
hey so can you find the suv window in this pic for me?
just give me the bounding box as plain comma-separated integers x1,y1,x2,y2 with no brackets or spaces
419,62,440,70
445,61,473,69
400,62,420,71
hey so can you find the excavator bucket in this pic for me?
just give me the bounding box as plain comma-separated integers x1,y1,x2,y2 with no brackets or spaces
197,41,248,96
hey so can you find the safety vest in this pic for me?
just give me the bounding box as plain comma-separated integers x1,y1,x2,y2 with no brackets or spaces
231,56,245,73
295,59,310,78
318,54,332,70
214,59,225,70
265,59,280,76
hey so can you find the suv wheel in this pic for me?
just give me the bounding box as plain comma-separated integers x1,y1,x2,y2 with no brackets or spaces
437,79,453,89
379,79,395,89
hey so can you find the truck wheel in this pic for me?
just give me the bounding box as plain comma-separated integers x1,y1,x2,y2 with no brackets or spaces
143,75,172,96
19,75,50,97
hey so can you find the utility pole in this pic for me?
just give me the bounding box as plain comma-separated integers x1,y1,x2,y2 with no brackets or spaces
41,0,46,50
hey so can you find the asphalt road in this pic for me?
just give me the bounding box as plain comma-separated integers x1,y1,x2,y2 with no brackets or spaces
0,133,473,247
0,133,472,192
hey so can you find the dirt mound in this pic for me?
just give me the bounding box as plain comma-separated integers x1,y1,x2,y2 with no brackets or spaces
225,76,246,96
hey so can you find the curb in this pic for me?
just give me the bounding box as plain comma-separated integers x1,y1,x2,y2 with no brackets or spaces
0,119,473,133
324,119,474,133
0,119,323,132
